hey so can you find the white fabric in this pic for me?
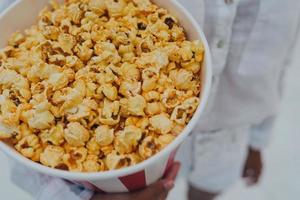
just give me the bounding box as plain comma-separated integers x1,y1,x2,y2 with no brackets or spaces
188,126,249,193
248,116,276,151
9,161,94,200
178,0,300,192
178,0,300,150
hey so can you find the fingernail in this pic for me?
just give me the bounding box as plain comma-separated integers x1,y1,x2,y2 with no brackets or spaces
163,180,174,191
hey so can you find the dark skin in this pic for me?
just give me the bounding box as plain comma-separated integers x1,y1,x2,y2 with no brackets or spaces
242,148,263,186
91,162,181,200
188,147,263,200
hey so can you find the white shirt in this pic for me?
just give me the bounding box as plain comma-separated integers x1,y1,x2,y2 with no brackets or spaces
179,0,300,149
1,0,300,199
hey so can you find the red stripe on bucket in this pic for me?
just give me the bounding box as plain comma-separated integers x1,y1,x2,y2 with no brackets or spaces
163,148,178,177
119,170,146,191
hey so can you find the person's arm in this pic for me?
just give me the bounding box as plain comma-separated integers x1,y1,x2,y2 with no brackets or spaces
242,117,276,185
10,161,93,200
243,13,300,185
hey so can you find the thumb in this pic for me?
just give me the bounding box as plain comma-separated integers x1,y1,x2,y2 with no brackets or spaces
163,162,181,182
145,180,169,200
142,162,181,200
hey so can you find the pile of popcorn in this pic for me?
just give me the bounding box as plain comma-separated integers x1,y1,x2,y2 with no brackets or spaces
0,0,204,172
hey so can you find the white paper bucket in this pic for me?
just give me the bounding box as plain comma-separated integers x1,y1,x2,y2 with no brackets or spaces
0,0,212,193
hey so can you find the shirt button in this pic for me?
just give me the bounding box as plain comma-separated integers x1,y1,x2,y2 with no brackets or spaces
217,40,225,48
224,0,234,5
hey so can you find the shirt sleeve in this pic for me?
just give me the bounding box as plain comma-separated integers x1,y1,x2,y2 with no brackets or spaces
248,116,276,150
249,16,300,151
10,162,94,200
283,15,300,68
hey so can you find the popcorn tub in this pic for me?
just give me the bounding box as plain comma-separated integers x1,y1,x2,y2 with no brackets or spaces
0,0,212,193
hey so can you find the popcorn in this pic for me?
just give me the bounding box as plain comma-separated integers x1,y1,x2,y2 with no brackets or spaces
16,134,41,159
161,88,184,108
40,123,64,146
139,136,158,159
67,3,83,25
100,83,118,101
83,155,105,172
0,99,20,126
66,98,97,121
55,33,76,55
136,50,169,69
119,63,140,81
105,151,122,170
99,99,120,125
95,125,114,147
170,105,188,125
66,55,84,70
86,137,101,155
42,26,60,40
0,0,203,172
47,72,69,90
88,0,106,15
149,113,173,134
145,102,165,116
40,145,65,168
64,122,90,147
8,32,25,46
0,122,18,139
0,69,31,100
182,60,201,73
156,134,176,149
122,153,141,167
62,147,88,171
182,97,200,114
114,125,142,154
142,67,160,92
28,110,54,130
74,43,93,61
60,79,86,111
127,95,146,116
169,69,194,90
105,0,126,17
119,81,141,98
171,123,184,135
125,117,149,130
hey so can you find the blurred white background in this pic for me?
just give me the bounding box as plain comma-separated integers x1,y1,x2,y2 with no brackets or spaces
0,1,300,199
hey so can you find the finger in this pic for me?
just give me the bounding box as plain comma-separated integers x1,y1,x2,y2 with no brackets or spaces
244,169,261,186
147,180,169,199
243,169,255,186
252,169,262,185
143,162,181,200
164,161,181,182
161,162,180,191
243,168,254,178
245,177,255,186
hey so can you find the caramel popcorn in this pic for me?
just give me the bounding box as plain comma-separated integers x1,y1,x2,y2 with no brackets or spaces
0,0,204,172
40,145,65,168
64,122,90,147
